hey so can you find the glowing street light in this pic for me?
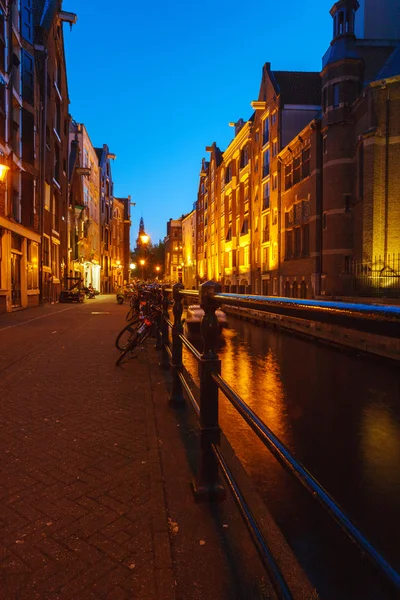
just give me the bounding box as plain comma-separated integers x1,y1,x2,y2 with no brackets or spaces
140,232,150,245
130,262,136,270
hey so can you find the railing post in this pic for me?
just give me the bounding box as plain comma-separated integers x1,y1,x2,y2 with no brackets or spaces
159,286,170,370
192,280,225,501
170,282,185,406
155,289,163,350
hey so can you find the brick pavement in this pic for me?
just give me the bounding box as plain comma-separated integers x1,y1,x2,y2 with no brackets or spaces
0,298,175,600
0,297,313,600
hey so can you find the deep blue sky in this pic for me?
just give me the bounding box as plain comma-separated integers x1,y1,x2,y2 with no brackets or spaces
63,0,333,247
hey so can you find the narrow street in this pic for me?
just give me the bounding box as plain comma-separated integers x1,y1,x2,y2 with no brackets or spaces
0,298,290,600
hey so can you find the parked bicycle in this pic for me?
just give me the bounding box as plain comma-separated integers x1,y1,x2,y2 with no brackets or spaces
115,302,162,366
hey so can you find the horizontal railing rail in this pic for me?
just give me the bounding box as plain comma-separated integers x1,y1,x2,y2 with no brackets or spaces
164,287,400,338
158,281,400,597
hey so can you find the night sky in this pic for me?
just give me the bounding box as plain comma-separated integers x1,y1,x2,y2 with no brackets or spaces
63,0,333,247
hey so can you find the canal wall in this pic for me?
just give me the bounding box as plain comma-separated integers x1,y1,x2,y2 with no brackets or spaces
222,305,400,362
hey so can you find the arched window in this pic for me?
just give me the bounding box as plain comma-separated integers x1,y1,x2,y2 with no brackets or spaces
292,281,298,298
285,281,291,298
300,280,307,299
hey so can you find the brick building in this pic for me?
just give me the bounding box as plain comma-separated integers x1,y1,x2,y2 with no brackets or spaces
179,0,400,299
164,218,183,284
112,196,131,287
181,208,196,289
0,0,76,314
96,144,116,293
68,122,101,291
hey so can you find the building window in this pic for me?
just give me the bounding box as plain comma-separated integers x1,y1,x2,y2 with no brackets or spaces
333,83,340,107
240,145,249,169
262,149,270,178
302,148,310,178
303,223,310,256
262,216,270,243
43,236,50,267
22,50,34,105
272,172,278,190
294,227,301,257
262,118,269,145
54,146,60,183
272,208,278,225
263,182,270,210
293,156,301,185
271,112,277,125
52,243,60,278
55,102,61,137
285,230,293,259
284,163,292,190
225,163,232,183
272,140,278,157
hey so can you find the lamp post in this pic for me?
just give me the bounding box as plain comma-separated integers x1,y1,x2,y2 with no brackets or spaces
140,259,146,281
155,265,161,280
139,230,150,281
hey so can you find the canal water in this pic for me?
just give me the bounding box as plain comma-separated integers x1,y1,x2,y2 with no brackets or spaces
182,316,400,599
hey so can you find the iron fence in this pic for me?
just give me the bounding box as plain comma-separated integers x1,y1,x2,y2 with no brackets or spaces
158,283,400,599
348,254,400,298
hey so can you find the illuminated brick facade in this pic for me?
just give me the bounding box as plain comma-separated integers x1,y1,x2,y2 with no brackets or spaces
169,0,400,298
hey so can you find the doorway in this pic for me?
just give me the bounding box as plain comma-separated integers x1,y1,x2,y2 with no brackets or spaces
11,253,22,307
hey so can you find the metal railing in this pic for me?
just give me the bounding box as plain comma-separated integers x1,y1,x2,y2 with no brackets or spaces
157,282,400,599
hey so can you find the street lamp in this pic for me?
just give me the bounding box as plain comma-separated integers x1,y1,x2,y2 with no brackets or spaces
140,231,150,245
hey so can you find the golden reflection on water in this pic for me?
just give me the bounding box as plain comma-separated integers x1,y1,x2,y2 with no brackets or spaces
360,402,400,494
182,324,292,488
218,328,292,482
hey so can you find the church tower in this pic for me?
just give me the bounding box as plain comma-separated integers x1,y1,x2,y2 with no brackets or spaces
320,0,364,295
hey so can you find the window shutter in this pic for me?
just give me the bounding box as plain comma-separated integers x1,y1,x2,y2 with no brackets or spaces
21,0,33,43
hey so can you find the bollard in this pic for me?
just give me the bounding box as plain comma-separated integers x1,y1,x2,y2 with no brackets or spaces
159,286,170,370
192,280,225,501
170,283,185,406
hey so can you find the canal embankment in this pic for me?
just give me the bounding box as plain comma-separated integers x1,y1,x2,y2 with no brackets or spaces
222,305,400,362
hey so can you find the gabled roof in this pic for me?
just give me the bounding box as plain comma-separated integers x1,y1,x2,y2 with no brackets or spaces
374,44,400,81
272,71,321,105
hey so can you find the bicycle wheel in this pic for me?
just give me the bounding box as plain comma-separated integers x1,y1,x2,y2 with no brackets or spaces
115,321,140,351
115,331,139,366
